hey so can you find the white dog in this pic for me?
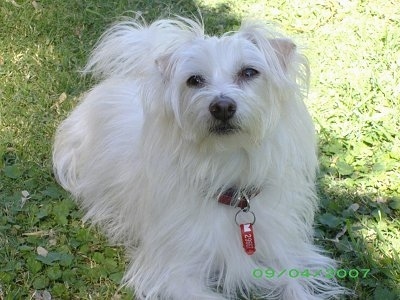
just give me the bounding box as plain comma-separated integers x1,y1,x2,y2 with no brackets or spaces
53,16,347,299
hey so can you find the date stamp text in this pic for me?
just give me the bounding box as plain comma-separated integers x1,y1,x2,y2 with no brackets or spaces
252,268,370,279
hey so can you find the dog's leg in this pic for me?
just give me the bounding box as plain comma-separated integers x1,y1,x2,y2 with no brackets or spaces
162,277,227,300
124,252,228,300
129,275,227,300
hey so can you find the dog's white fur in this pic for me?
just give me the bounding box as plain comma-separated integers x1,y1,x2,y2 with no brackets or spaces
53,17,347,299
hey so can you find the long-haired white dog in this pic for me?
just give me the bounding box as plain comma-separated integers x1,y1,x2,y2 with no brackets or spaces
53,16,347,299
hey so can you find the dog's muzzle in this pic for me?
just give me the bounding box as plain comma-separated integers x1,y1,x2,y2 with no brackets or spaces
209,96,240,135
209,95,237,122
209,122,240,135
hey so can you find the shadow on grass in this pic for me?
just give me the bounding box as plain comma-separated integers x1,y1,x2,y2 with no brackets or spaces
315,133,400,299
317,188,400,299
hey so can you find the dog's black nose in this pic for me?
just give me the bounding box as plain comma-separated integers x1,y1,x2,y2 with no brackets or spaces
209,96,237,122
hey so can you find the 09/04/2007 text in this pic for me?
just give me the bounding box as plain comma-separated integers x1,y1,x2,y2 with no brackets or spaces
252,268,370,280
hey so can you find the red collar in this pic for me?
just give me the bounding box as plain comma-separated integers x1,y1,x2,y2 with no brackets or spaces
218,187,260,209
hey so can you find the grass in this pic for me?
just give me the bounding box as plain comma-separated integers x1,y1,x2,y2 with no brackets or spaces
0,0,399,299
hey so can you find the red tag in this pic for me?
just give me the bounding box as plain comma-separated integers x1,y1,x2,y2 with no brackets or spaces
240,223,256,255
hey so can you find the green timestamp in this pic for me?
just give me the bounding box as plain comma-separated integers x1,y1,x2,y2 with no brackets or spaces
252,268,370,279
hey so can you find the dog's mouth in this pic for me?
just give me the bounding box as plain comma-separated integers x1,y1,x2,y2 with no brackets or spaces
209,122,240,135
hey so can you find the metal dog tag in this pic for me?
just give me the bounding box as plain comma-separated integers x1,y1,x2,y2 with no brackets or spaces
234,192,256,255
235,207,256,255
240,223,256,255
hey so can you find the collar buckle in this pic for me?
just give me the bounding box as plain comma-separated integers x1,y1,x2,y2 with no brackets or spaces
217,187,260,209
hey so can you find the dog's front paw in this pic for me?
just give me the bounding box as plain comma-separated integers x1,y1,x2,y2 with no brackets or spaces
137,288,228,300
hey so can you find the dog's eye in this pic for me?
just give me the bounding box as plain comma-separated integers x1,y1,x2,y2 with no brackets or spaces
186,75,206,88
239,68,259,80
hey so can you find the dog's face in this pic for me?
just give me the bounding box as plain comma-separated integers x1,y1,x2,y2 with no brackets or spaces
157,24,300,147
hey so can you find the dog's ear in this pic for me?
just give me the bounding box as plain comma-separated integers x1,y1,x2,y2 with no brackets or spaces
83,17,204,80
267,38,296,71
155,54,173,80
238,22,296,72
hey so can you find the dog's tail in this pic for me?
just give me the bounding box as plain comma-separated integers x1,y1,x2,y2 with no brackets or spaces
82,16,204,80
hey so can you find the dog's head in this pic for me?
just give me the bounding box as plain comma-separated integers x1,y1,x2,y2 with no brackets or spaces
85,18,309,148
154,20,308,147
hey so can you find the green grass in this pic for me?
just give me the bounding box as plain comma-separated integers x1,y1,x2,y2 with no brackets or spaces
1,0,399,299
